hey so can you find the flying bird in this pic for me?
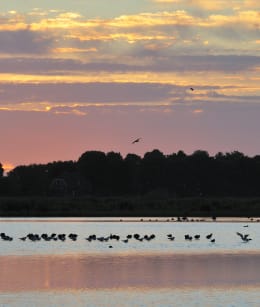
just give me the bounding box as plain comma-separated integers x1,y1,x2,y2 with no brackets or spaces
132,138,141,144
190,87,194,91
236,232,251,242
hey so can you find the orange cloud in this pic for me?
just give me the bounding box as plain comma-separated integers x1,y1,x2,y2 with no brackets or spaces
207,10,260,27
53,47,97,54
0,69,259,94
153,0,260,11
193,109,204,114
153,0,181,2
0,8,258,55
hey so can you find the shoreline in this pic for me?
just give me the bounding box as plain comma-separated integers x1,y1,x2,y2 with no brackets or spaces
1,196,260,217
0,217,259,222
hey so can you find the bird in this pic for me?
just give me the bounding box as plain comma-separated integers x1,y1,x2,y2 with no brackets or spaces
168,236,175,241
133,234,140,239
236,232,252,242
68,233,78,241
190,87,194,91
132,138,141,144
185,234,192,240
206,233,213,239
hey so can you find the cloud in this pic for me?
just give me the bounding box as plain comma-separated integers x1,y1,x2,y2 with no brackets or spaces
0,8,259,58
152,0,260,11
0,82,176,106
192,108,204,114
0,29,54,54
152,0,181,2
50,106,88,116
0,55,258,74
0,79,259,115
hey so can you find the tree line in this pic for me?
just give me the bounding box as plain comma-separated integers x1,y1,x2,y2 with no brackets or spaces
1,149,260,197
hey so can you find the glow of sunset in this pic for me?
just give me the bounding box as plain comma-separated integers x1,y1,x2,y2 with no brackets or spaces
0,0,260,168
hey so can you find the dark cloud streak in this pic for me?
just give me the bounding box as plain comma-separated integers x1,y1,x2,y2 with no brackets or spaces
0,82,175,104
0,30,54,54
0,55,259,74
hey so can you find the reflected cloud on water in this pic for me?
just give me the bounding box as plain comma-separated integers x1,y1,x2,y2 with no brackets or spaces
0,287,260,307
0,220,260,306
0,253,260,292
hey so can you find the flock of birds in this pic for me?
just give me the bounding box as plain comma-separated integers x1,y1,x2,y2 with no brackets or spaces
0,229,253,247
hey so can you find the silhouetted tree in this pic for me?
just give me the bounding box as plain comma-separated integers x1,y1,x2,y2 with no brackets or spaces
8,164,49,195
0,163,3,178
124,153,142,194
141,149,166,193
3,149,260,198
77,151,107,194
105,152,124,194
0,163,5,195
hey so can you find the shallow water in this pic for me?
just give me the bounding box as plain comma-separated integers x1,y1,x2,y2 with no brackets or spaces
0,218,259,255
0,218,259,306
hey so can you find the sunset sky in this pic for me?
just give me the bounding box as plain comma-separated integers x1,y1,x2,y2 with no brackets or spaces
1,0,260,172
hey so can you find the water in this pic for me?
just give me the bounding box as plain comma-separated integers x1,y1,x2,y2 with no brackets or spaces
0,218,259,306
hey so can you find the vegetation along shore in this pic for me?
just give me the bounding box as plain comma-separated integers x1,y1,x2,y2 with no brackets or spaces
1,149,260,217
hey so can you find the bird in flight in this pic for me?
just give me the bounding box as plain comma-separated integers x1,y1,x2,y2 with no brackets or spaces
190,87,194,91
236,232,252,242
132,138,141,144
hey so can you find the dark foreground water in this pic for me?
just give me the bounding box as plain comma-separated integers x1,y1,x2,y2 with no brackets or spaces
0,218,259,306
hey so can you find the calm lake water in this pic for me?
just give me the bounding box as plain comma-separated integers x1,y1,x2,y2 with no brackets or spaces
0,218,259,306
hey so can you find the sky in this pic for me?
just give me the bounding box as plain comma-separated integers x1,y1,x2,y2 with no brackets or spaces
0,0,260,172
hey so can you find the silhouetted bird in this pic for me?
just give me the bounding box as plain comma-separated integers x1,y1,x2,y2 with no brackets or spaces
190,87,194,91
0,233,13,241
206,233,213,239
185,234,192,240
236,232,252,242
132,138,141,144
58,234,66,241
168,236,175,241
68,233,78,241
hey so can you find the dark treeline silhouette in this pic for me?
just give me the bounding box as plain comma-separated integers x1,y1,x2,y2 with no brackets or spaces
1,149,260,198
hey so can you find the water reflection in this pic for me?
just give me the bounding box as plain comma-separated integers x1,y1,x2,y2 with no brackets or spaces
0,253,260,292
1,288,260,307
